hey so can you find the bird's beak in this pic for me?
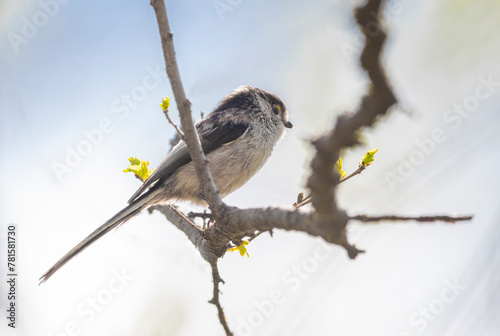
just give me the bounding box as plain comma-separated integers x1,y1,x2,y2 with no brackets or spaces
284,121,293,129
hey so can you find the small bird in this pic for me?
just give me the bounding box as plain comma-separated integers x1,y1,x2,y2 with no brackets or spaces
40,85,292,283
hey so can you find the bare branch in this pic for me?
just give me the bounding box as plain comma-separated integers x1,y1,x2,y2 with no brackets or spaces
150,0,224,214
295,167,363,208
167,204,203,232
212,206,366,258
350,214,474,224
208,261,233,336
307,0,396,224
188,211,213,220
163,108,184,139
339,166,365,183
134,174,146,183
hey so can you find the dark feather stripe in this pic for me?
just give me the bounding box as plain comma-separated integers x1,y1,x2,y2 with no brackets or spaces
201,121,248,153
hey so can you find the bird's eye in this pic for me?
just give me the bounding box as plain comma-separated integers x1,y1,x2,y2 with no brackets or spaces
272,105,280,115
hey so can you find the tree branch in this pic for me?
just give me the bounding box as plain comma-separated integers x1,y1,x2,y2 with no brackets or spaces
208,261,233,336
350,214,474,224
339,166,365,184
149,0,473,266
150,0,224,215
314,0,395,201
163,108,184,139
148,0,473,333
188,211,213,220
304,0,396,250
294,166,365,208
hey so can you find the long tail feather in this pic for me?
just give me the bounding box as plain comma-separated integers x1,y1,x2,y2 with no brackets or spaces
39,190,158,284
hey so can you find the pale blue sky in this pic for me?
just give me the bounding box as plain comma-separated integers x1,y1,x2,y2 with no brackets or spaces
1,0,500,335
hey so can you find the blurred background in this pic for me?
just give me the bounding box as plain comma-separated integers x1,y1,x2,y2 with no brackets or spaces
1,0,499,335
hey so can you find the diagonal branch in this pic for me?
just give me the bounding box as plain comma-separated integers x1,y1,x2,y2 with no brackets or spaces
295,166,365,208
163,108,184,139
150,0,224,215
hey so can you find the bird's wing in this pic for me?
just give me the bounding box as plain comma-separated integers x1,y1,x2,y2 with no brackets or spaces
127,112,249,203
198,111,250,153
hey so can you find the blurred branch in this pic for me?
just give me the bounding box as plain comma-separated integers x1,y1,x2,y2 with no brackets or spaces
188,211,213,220
307,0,396,228
339,166,365,183
350,214,474,224
134,174,146,183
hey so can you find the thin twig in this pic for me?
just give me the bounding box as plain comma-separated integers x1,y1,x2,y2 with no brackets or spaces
134,174,146,183
350,214,474,224
166,204,204,233
295,168,361,208
208,261,233,336
187,210,214,230
188,211,213,220
339,166,364,183
294,197,311,208
163,109,184,138
293,194,307,208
